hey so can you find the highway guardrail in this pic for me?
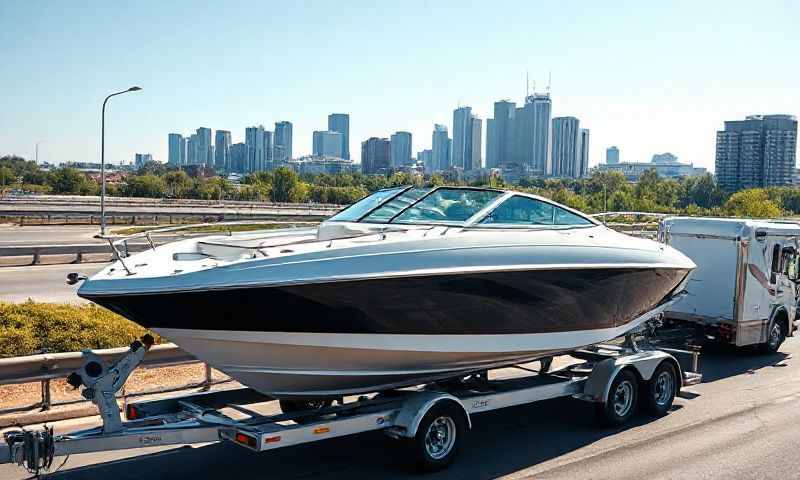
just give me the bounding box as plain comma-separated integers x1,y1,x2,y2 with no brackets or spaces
0,344,199,411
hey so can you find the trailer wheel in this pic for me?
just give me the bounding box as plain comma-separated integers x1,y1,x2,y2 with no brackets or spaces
643,362,677,417
595,369,638,426
279,399,333,424
406,402,466,472
759,320,786,354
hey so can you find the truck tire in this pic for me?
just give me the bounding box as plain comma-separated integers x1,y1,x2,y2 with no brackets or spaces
405,402,466,472
643,362,677,417
759,320,786,354
595,369,638,427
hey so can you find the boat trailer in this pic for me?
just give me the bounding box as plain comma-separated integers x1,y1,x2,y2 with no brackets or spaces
1,333,701,475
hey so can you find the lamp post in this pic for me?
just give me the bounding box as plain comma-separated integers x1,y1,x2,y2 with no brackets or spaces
100,86,142,237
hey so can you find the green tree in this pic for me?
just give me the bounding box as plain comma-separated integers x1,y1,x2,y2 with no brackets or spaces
163,170,192,198
271,167,310,202
724,189,781,218
123,174,165,198
47,168,97,195
0,166,15,189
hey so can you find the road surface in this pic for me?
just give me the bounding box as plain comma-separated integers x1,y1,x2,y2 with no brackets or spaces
0,225,102,246
0,263,103,303
1,339,798,479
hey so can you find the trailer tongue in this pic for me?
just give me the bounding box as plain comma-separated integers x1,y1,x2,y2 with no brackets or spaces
1,324,701,475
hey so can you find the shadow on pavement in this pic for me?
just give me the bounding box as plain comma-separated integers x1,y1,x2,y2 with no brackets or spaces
46,397,669,480
695,343,790,383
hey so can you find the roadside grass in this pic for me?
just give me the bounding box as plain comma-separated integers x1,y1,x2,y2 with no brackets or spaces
111,222,316,236
0,301,157,358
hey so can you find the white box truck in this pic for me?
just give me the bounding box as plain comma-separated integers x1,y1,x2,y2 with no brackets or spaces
659,217,800,352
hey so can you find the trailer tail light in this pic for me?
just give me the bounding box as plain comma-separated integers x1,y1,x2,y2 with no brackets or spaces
313,426,330,435
264,435,281,444
235,433,258,448
126,405,140,420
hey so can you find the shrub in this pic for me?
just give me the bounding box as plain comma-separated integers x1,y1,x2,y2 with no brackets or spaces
0,301,155,357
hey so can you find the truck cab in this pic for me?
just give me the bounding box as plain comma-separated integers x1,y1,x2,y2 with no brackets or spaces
659,217,800,352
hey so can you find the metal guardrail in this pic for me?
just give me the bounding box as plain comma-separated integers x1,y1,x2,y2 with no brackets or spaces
0,344,198,411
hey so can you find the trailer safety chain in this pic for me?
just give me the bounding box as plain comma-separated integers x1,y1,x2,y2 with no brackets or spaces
5,425,55,476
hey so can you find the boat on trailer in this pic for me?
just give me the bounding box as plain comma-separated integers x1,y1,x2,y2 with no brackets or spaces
76,186,696,399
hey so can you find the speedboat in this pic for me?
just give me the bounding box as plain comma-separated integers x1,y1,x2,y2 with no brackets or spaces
77,186,695,399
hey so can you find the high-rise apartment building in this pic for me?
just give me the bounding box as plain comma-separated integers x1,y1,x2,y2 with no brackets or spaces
245,126,266,173
263,130,274,169
606,146,620,164
578,129,590,178
715,115,798,191
313,130,344,158
214,130,231,171
417,149,433,172
452,107,482,171
327,113,350,160
551,117,581,178
361,137,391,175
274,121,293,163
195,127,212,167
168,133,183,166
432,124,451,172
229,143,248,174
390,131,412,167
134,153,153,169
513,93,551,175
486,100,516,168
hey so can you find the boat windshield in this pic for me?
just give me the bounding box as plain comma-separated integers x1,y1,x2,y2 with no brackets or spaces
360,187,432,223
392,188,502,225
327,186,406,222
476,195,594,227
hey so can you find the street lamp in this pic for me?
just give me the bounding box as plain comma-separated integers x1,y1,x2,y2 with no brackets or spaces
99,86,142,237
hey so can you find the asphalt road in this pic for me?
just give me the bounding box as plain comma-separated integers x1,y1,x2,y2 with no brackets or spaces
0,225,102,246
0,263,103,303
1,340,797,479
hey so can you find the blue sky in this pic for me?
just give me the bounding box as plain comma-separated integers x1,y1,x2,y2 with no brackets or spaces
1,0,798,171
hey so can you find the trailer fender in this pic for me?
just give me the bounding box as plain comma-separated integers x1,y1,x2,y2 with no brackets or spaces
582,351,680,403
393,392,470,438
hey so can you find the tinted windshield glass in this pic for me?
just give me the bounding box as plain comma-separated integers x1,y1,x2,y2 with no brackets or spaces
393,188,502,225
361,188,432,223
327,187,405,222
478,195,592,226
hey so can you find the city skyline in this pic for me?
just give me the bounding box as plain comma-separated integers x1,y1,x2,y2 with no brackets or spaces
1,2,799,171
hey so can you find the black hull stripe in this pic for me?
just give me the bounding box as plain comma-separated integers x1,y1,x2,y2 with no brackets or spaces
86,268,690,336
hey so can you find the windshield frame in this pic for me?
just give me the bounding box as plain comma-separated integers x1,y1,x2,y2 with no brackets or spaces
326,186,411,223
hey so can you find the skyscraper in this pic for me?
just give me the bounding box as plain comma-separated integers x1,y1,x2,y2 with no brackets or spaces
417,149,433,172
245,126,266,173
214,130,231,171
313,130,344,158
512,93,551,175
578,129,590,178
606,146,620,164
186,134,198,165
487,100,516,168
168,133,183,166
715,115,798,191
179,136,187,166
229,143,248,174
327,113,350,160
390,131,412,167
263,130,274,169
452,106,472,170
432,124,451,171
551,117,581,178
274,121,293,163
195,127,212,167
361,137,391,175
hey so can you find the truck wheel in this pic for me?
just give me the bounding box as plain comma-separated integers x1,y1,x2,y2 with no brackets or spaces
595,369,638,427
759,320,786,354
405,402,466,472
644,362,677,417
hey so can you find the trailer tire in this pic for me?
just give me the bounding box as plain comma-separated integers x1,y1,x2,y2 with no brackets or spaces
405,402,466,472
643,362,677,417
595,369,638,427
759,320,786,354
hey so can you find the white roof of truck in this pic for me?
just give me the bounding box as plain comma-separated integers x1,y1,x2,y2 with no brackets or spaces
662,217,800,239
